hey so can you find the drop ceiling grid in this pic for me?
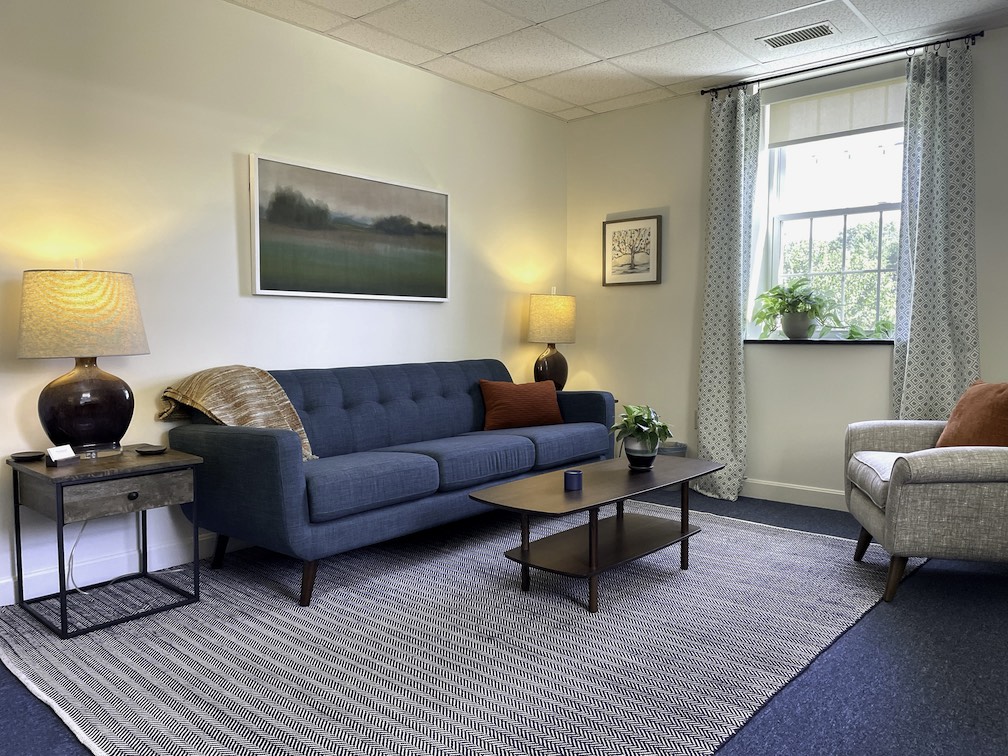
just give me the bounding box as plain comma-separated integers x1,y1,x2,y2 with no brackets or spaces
223,0,1008,120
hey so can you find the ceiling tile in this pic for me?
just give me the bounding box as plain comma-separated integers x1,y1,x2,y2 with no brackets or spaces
542,0,704,58
585,87,674,113
363,0,530,53
230,0,349,31
669,0,816,30
849,0,1006,35
454,27,599,81
329,22,442,65
483,0,606,24
615,33,759,86
716,1,878,63
495,83,575,112
422,56,516,90
665,64,766,95
754,36,889,72
528,61,655,105
311,0,398,18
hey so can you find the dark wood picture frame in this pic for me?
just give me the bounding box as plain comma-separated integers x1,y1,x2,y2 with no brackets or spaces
602,215,662,286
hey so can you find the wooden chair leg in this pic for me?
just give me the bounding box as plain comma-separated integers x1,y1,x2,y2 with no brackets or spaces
211,534,229,568
300,560,319,607
853,527,872,561
883,555,909,602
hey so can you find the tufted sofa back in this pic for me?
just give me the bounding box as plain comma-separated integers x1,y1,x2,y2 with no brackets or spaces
269,359,514,459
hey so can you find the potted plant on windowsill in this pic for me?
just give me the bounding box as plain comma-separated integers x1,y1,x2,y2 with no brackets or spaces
611,404,673,470
752,277,841,339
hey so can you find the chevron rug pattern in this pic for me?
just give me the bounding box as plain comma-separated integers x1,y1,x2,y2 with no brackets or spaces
0,504,909,756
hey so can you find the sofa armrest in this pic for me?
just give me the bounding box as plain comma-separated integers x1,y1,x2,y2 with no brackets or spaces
168,424,310,558
557,390,615,427
557,390,616,458
892,446,1008,485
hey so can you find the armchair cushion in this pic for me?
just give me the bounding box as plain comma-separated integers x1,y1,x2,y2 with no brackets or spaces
937,381,1008,448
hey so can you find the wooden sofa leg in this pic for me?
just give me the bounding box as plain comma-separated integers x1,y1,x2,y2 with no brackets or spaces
854,527,872,561
300,560,319,607
211,534,229,568
883,555,909,602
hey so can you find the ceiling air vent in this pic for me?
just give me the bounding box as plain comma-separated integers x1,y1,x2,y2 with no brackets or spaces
760,22,835,49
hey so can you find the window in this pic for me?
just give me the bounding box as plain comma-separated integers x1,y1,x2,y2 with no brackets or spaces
752,71,906,338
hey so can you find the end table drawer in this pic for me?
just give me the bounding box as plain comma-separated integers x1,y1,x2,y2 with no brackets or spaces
60,470,195,523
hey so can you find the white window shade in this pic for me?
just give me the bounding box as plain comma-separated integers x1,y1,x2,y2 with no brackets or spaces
768,77,905,147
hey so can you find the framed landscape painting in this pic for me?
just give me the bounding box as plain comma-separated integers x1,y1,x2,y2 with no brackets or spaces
602,215,662,286
251,155,449,301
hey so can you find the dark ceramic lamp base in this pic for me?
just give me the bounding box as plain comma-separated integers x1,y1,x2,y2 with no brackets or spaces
533,344,568,390
38,357,135,456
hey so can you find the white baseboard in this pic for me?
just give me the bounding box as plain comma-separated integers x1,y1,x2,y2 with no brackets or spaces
741,478,847,511
0,532,219,607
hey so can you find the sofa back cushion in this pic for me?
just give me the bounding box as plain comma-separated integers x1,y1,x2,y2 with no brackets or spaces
270,359,514,458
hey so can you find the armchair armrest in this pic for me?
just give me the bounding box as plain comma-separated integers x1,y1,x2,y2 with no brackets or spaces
845,420,947,458
168,424,309,558
893,446,1008,485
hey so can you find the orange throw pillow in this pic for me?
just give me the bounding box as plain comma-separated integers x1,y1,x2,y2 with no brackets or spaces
480,379,564,430
936,381,1008,447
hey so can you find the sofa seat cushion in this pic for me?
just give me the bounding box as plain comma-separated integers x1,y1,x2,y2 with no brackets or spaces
304,452,440,523
848,451,902,511
382,435,535,491
468,422,610,469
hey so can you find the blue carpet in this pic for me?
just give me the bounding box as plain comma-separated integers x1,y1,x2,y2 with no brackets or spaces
2,492,1005,755
671,492,1008,756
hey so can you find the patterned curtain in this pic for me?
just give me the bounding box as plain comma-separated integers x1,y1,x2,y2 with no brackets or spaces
892,46,980,419
694,89,761,500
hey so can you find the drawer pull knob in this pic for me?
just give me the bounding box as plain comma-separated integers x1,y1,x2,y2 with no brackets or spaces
127,491,140,501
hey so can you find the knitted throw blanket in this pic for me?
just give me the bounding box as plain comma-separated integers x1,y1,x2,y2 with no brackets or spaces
158,365,316,461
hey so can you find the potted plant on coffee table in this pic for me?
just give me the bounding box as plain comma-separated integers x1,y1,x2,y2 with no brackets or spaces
611,404,673,470
752,277,841,339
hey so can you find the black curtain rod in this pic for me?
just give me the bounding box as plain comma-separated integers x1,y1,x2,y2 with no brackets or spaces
700,30,984,97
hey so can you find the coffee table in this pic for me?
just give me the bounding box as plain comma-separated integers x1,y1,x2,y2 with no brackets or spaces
470,455,724,612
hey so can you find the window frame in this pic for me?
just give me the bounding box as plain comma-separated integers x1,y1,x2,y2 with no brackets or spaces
751,122,904,341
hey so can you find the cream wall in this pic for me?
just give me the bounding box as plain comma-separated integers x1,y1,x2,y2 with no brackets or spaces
568,27,1008,510
0,0,567,604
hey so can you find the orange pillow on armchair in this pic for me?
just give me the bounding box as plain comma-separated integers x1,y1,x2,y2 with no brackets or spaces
936,381,1008,447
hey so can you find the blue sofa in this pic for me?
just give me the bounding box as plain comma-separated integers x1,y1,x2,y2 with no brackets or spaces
168,359,615,605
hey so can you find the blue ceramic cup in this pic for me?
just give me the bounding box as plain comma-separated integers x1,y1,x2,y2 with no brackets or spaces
564,469,583,491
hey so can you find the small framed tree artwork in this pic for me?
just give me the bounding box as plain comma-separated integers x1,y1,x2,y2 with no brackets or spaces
602,215,662,286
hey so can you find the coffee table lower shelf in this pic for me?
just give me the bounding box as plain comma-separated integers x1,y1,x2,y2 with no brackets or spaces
505,511,700,581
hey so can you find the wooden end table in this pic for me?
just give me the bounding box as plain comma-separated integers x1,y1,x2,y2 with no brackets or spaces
470,455,723,612
7,445,203,638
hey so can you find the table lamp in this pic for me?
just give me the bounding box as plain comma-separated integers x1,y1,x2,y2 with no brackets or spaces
528,291,575,390
17,269,150,456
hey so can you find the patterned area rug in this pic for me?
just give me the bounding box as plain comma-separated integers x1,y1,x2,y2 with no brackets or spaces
0,504,915,756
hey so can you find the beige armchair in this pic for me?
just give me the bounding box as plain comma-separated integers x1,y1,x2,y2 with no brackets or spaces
844,420,1008,601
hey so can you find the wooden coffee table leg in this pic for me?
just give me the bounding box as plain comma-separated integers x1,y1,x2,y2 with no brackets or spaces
520,513,530,591
588,508,599,612
680,482,689,570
